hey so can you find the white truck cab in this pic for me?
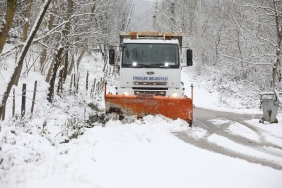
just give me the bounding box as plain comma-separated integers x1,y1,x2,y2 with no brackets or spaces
109,32,192,98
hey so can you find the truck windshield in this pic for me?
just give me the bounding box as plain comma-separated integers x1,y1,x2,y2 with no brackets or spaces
121,43,179,68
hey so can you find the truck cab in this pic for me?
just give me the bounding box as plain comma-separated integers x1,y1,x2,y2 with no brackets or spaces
111,31,192,98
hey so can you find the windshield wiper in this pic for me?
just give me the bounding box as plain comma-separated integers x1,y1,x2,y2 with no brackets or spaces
160,64,171,68
134,64,149,68
160,64,179,68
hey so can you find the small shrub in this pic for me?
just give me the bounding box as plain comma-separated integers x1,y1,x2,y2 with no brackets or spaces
64,118,84,140
88,103,102,112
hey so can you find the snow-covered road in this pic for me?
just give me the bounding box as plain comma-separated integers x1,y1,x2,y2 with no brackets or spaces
175,108,282,170
2,111,282,188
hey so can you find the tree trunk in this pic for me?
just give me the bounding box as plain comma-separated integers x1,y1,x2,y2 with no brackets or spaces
67,49,86,75
47,47,64,102
14,0,33,86
76,48,86,71
40,0,55,72
67,54,75,75
271,0,282,90
22,0,33,42
63,51,68,80
56,0,73,89
45,55,56,82
0,0,51,119
39,38,48,73
0,0,17,54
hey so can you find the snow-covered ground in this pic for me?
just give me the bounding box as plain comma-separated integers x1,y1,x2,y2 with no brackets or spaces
1,53,282,188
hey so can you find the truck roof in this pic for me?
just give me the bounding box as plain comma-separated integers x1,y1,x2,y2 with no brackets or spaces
122,38,179,45
120,31,182,48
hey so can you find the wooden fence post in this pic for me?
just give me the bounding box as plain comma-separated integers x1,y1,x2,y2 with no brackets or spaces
103,63,107,72
31,81,37,116
96,81,100,95
12,89,15,118
105,65,108,75
93,78,96,95
21,83,26,117
76,73,80,92
0,92,8,120
61,74,63,92
90,88,93,97
73,73,76,89
86,71,89,91
57,69,63,94
2,102,5,121
100,77,103,93
70,74,73,90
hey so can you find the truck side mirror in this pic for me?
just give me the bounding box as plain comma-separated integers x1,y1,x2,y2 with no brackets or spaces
186,49,193,66
109,49,115,65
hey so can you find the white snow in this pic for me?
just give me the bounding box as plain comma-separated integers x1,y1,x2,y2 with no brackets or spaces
1,53,282,188
208,118,230,126
188,126,207,138
227,122,260,142
264,135,282,147
246,118,282,138
246,118,282,147
208,134,282,165
2,118,282,188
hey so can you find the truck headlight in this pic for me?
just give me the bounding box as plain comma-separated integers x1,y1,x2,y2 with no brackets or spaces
123,91,129,96
172,92,177,97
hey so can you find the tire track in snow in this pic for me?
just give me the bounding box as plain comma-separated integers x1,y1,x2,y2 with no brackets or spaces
173,108,282,170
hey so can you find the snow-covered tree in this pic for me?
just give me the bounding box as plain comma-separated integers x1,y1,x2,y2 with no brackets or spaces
0,0,17,54
0,0,51,118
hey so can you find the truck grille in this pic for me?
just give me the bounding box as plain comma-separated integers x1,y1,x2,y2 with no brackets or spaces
133,82,167,86
134,90,166,96
132,87,168,90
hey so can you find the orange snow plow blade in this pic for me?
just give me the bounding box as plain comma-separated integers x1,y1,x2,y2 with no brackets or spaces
105,94,193,125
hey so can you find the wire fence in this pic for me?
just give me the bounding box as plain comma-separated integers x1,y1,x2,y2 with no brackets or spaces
0,69,108,121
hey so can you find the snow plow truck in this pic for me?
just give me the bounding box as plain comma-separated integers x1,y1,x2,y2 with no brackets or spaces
105,31,194,126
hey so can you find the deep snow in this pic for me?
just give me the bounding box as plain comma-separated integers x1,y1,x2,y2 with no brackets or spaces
0,53,282,188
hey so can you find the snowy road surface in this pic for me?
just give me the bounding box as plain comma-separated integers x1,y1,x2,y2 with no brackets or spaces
175,108,282,170
1,108,282,188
